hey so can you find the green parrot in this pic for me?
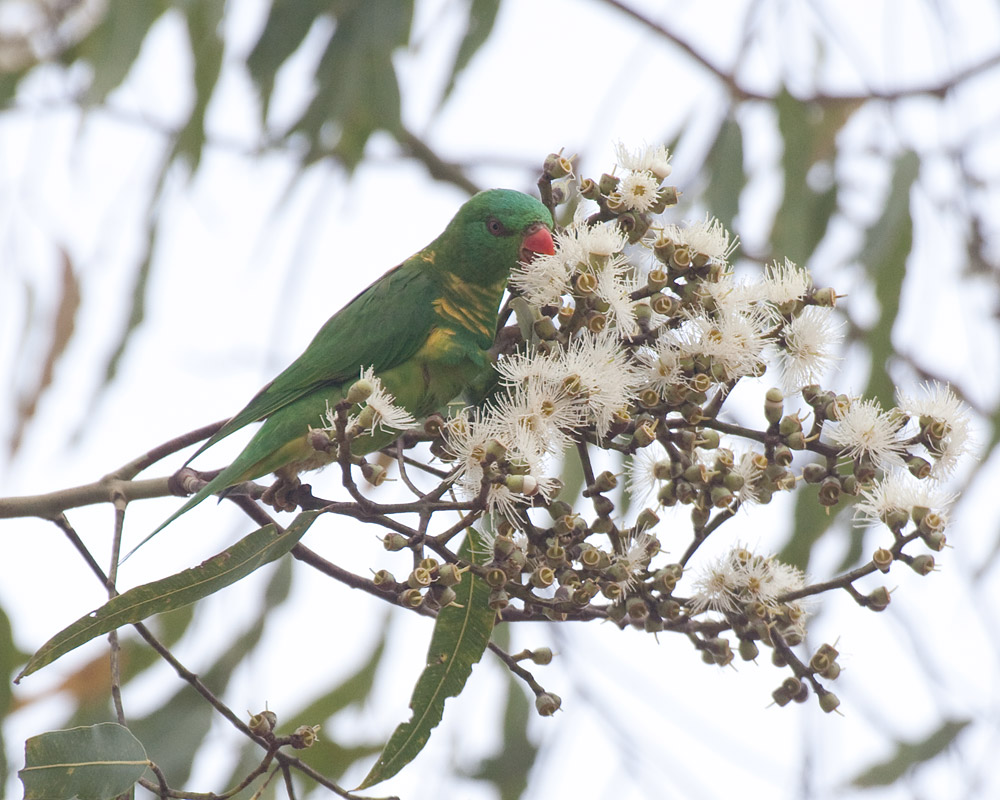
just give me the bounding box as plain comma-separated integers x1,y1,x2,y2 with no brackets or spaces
137,189,554,549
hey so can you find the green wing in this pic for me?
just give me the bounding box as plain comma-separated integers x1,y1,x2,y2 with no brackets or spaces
187,261,439,465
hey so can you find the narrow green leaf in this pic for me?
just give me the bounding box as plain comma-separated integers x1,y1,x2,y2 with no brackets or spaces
126,557,292,787
293,0,413,167
858,150,919,408
851,719,970,788
17,512,318,681
64,0,168,104
246,0,331,121
771,90,859,263
702,115,745,234
220,617,391,793
19,723,147,800
173,0,226,171
461,673,536,800
438,0,501,108
358,528,494,789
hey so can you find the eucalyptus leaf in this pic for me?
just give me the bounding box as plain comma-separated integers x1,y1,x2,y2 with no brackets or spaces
17,512,318,681
358,528,494,788
20,723,147,800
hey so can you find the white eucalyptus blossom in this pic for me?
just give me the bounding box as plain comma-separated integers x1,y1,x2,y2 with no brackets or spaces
729,449,768,506
689,546,807,623
615,170,662,213
443,410,558,522
334,367,417,433
572,216,629,258
896,382,973,478
625,441,672,502
510,250,572,306
674,305,772,382
634,338,683,398
614,140,673,179
777,305,843,390
761,258,812,305
827,397,907,469
593,254,640,336
656,215,737,265
611,531,660,590
854,471,956,528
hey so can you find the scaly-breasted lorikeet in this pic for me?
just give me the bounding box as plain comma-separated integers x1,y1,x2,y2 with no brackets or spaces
138,188,554,548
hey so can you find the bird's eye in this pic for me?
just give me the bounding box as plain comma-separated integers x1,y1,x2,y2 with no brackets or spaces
486,218,505,236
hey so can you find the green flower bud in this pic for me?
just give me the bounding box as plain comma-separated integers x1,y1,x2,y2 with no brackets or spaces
909,554,936,575
383,532,408,551
548,500,573,519
818,691,841,714
818,476,841,507
764,387,784,424
360,461,387,486
436,563,464,587
884,507,910,533
290,725,321,749
635,507,660,531
801,463,828,484
488,588,509,612
598,173,619,195
625,596,649,621
248,709,277,736
372,569,395,586
345,378,374,405
354,404,377,430
866,586,891,611
533,316,558,340
530,566,556,589
485,567,509,588
535,692,562,717
812,286,838,307
398,587,424,608
657,480,677,507
738,639,759,662
872,547,893,573
658,185,680,209
493,534,518,560
690,503,711,528
579,176,600,200
543,152,573,179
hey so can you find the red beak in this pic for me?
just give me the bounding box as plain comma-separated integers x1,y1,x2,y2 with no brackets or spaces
521,224,555,260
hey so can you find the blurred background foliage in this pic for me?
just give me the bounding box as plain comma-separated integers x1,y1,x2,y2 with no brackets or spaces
2,0,999,798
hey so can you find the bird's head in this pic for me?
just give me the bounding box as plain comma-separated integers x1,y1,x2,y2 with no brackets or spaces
433,189,554,286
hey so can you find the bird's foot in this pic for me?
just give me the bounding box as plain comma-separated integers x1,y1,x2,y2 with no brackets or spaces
261,475,301,512
167,467,219,497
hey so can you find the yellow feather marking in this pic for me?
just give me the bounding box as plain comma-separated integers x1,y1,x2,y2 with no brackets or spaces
433,273,507,339
416,326,458,359
421,249,436,264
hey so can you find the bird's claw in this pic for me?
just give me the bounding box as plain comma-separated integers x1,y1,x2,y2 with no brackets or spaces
261,475,301,512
